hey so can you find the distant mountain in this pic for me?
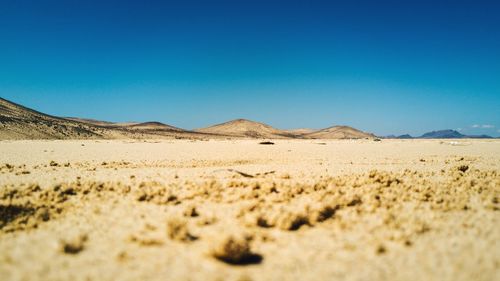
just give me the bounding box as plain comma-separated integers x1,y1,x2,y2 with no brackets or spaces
420,130,465,139
385,134,413,139
419,129,493,139
397,134,413,139
303,125,375,139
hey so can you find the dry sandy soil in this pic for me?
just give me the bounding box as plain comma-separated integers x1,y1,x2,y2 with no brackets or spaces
0,139,499,281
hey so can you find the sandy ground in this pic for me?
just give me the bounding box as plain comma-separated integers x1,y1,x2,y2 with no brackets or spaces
0,139,499,281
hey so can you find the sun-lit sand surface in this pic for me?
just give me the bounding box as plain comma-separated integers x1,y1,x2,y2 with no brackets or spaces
1,139,499,281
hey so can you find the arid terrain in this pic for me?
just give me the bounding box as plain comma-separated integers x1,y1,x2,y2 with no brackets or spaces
0,97,375,141
0,98,210,140
1,139,499,281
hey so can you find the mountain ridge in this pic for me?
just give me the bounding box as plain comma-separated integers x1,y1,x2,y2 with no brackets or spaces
0,97,204,140
7,97,491,140
384,130,494,139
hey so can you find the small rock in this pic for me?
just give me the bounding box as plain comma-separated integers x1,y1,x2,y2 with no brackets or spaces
376,245,386,255
36,207,50,221
61,234,88,254
211,234,262,265
183,205,199,217
457,165,469,173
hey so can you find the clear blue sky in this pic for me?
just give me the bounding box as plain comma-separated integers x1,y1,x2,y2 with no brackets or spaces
1,0,499,136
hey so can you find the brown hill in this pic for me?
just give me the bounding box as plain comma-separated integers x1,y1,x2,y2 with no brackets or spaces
196,120,376,139
303,125,375,139
0,97,202,140
64,118,183,131
67,118,184,132
195,119,295,138
0,97,109,140
1,97,377,140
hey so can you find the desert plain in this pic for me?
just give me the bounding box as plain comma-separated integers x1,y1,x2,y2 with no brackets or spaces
0,138,499,281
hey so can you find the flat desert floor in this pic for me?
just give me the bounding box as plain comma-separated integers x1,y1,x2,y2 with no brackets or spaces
0,139,499,281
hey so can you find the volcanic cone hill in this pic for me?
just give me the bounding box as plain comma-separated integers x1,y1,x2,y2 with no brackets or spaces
303,125,375,139
195,119,297,139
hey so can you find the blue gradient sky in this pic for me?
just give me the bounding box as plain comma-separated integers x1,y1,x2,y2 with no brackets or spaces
1,0,499,136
